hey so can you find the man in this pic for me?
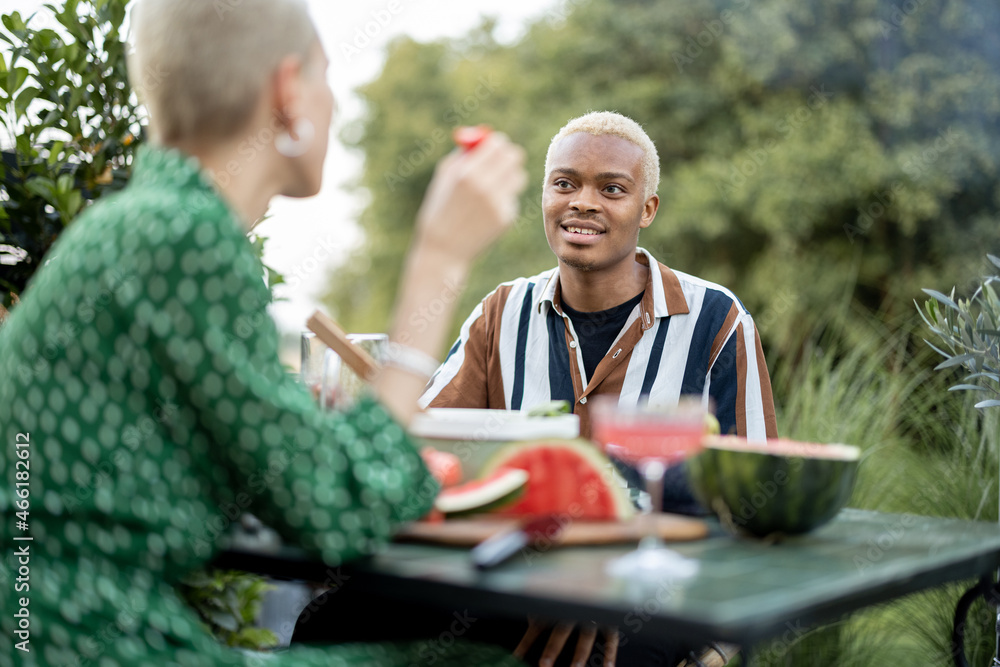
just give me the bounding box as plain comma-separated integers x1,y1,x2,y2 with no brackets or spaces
421,111,777,512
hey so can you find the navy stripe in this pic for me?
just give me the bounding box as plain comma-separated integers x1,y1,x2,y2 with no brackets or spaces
680,289,734,396
639,318,670,398
509,283,536,410
443,338,461,362
709,335,739,435
546,310,575,404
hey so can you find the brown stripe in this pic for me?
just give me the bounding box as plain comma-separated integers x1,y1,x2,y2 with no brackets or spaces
754,326,778,438
486,284,514,409
735,323,748,436
577,360,629,441
708,303,740,368
657,262,690,315
429,285,513,410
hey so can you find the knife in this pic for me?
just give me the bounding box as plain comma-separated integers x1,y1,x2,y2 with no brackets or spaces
471,515,566,570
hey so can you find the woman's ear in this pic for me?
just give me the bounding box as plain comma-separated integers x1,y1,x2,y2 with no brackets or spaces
272,53,306,129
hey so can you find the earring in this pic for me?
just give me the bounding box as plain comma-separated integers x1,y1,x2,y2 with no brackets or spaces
275,118,315,158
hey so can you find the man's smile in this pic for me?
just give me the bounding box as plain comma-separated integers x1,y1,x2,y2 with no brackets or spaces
559,218,605,241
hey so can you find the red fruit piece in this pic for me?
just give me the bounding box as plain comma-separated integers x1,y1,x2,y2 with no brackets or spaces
453,125,492,151
420,447,463,487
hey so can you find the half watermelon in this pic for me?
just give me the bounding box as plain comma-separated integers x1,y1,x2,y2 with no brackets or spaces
687,436,860,537
479,439,634,521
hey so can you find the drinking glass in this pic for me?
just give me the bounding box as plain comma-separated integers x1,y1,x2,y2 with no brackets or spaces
590,396,708,579
299,331,387,410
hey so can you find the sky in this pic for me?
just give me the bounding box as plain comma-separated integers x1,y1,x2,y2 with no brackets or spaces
1,0,564,335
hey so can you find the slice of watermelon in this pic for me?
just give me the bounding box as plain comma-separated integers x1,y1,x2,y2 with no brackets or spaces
434,468,528,515
479,439,634,521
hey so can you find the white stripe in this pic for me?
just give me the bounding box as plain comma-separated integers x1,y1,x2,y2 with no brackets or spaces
646,283,706,407
739,315,767,440
670,266,750,318
498,279,533,406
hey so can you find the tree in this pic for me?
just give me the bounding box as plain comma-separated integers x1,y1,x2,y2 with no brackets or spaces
327,0,1000,362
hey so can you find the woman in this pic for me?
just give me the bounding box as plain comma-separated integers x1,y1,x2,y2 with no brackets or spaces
0,0,527,664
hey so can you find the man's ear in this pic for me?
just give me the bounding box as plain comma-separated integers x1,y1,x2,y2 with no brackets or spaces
272,53,305,130
639,194,659,229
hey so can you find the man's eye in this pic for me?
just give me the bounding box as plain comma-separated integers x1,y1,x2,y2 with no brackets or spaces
605,184,624,194
554,180,572,189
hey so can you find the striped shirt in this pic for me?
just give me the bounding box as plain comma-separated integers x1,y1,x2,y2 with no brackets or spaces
420,248,777,440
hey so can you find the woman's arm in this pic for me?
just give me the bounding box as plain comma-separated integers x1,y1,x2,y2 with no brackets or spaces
374,133,526,425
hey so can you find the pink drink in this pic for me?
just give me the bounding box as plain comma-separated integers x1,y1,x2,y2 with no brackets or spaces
593,419,704,466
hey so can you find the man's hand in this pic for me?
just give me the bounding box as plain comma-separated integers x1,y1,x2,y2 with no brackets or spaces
513,617,619,667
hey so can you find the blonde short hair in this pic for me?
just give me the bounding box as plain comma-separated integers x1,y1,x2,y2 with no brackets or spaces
544,111,660,200
128,0,317,144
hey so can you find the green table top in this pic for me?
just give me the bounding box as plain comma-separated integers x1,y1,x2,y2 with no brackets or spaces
217,508,1000,645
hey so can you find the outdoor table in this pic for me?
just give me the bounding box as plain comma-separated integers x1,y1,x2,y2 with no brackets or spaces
215,508,1000,664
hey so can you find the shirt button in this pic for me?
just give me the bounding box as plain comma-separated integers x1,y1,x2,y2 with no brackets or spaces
579,396,588,404
569,341,578,349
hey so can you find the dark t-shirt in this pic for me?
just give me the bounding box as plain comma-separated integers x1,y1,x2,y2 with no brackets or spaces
560,291,644,383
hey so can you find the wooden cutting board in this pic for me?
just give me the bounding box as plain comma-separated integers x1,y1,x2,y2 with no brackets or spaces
394,513,708,547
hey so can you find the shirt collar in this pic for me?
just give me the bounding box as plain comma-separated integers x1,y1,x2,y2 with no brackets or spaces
538,248,690,327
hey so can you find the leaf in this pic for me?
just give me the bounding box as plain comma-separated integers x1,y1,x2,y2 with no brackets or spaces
14,86,39,118
973,399,1000,409
934,353,976,370
922,288,960,311
2,12,27,34
24,177,56,201
989,254,1000,270
948,384,989,392
4,67,29,97
922,340,953,360
966,372,1000,383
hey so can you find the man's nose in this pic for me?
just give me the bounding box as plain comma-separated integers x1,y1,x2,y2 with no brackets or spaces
569,187,600,212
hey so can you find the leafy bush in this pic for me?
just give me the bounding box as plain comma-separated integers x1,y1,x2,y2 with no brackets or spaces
0,0,142,310
178,570,279,651
920,254,1000,410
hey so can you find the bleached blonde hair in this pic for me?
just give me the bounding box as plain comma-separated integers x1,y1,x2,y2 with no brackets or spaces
128,0,318,144
544,111,660,200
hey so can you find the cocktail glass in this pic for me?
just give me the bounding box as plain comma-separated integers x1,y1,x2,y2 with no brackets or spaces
590,395,707,579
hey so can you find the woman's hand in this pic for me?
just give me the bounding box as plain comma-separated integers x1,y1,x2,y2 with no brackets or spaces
412,132,527,269
513,616,619,667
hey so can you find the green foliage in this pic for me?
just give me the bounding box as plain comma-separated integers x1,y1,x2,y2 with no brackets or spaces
178,569,279,651
0,0,143,309
920,254,1000,410
327,0,1000,362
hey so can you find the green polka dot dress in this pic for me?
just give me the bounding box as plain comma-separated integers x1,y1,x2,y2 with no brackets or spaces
0,146,523,666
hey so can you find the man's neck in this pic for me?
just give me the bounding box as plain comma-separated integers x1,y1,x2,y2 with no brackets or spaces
558,253,648,312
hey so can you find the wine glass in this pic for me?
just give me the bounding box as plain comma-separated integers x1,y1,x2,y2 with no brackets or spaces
590,395,708,579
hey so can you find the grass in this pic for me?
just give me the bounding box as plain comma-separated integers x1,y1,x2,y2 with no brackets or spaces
730,311,1000,667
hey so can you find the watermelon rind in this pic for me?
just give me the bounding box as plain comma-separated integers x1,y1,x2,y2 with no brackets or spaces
687,436,860,538
479,438,634,521
434,468,529,515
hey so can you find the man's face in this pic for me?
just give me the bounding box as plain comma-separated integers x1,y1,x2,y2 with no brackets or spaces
542,133,658,274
